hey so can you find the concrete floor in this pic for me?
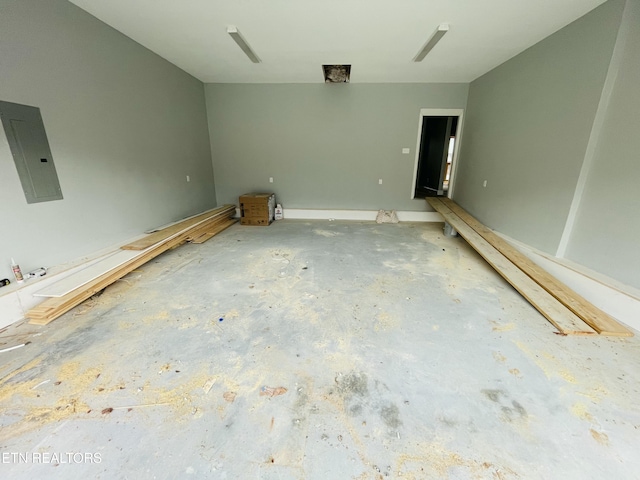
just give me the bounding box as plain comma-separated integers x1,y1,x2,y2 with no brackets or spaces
1,220,639,479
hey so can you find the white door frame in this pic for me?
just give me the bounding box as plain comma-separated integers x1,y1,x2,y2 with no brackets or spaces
410,108,465,199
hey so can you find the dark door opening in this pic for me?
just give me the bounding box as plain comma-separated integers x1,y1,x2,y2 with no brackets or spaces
414,116,458,198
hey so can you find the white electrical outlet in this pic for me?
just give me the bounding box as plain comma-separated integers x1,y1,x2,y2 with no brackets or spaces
402,148,410,154
186,175,190,182
483,180,487,187
269,177,273,183
378,179,383,185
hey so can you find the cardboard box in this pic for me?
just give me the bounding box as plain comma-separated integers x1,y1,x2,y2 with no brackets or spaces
239,193,275,226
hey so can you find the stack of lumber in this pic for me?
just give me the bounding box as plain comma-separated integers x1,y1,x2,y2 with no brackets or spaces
427,197,632,337
27,205,236,325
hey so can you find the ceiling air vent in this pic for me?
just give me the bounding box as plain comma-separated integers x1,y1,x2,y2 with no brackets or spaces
323,65,351,83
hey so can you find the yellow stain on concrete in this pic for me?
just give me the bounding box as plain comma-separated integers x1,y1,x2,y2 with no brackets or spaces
25,397,90,424
142,368,222,421
558,370,578,384
143,310,169,324
0,359,101,442
590,429,609,446
56,361,102,393
374,312,398,332
0,357,44,403
177,317,199,330
0,356,42,385
571,403,594,421
395,442,520,479
514,341,577,384
577,386,609,403
492,322,516,332
493,352,507,363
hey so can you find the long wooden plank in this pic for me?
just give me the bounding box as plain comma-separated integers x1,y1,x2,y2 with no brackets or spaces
191,218,238,244
185,214,233,242
31,207,232,305
33,250,141,298
188,216,235,241
144,207,231,233
28,233,182,320
27,207,235,324
426,198,596,335
27,231,188,324
121,205,235,250
439,197,632,337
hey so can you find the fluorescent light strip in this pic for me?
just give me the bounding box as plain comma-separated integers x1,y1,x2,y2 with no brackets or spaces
227,26,261,63
413,23,449,62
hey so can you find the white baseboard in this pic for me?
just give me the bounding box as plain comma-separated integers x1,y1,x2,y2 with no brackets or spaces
233,207,444,222
495,232,640,333
280,209,443,222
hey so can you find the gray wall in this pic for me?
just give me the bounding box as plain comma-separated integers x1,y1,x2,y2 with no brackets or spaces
0,0,216,282
565,0,640,289
205,84,468,210
453,0,624,254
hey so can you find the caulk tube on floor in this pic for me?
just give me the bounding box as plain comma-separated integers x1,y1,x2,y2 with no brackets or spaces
11,258,24,283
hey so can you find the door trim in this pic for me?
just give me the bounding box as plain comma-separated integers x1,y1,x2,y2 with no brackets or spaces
410,108,465,200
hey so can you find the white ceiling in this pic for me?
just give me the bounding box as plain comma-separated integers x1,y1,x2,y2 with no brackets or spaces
68,0,607,84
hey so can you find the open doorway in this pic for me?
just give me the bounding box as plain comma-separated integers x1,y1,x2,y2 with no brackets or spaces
411,109,464,199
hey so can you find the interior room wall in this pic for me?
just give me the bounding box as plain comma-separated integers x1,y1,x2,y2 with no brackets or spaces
205,83,468,211
0,0,216,284
452,0,625,254
565,0,640,290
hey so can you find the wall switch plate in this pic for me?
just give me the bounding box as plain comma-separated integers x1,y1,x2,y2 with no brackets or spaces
483,180,487,187
186,175,190,182
269,177,274,183
402,148,410,154
378,179,383,185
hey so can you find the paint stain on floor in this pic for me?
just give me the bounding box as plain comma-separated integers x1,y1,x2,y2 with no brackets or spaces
590,429,610,446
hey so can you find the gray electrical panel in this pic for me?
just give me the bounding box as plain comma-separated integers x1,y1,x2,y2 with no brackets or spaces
0,101,63,204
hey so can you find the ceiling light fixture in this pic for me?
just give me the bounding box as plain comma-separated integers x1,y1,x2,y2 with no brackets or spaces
227,26,261,63
413,23,449,62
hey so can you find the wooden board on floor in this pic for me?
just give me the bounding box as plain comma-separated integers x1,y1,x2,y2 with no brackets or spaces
27,229,188,324
190,218,237,244
185,214,233,242
426,197,596,335
27,207,236,325
121,205,235,250
439,197,632,337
